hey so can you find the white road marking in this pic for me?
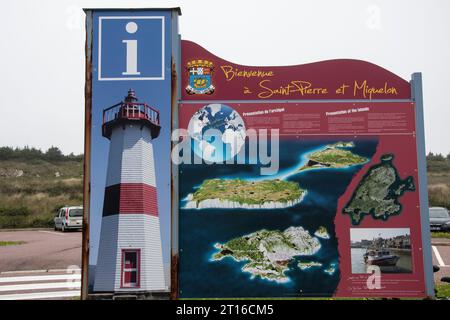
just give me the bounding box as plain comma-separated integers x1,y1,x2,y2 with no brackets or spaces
432,245,446,267
0,281,81,292
0,269,69,275
0,270,82,300
0,274,80,283
38,230,64,236
0,290,80,300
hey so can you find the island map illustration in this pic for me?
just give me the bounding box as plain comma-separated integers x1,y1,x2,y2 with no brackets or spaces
178,104,416,297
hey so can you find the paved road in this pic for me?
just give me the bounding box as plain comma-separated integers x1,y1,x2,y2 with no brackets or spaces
0,230,81,272
431,240,450,284
0,229,81,299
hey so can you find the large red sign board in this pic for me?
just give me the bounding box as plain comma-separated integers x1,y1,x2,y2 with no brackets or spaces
177,40,429,298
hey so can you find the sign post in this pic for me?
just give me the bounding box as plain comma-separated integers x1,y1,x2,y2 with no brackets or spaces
411,73,434,297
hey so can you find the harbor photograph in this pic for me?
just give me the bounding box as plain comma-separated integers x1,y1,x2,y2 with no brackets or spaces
350,228,413,274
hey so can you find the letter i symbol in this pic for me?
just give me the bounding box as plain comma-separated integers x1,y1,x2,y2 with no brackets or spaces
122,21,140,75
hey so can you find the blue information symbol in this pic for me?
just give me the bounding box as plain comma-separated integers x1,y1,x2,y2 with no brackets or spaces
98,16,165,81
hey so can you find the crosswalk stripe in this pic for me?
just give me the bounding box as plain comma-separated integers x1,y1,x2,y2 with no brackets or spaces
0,274,80,283
0,269,69,274
0,270,81,300
432,245,446,267
0,290,80,300
0,281,81,292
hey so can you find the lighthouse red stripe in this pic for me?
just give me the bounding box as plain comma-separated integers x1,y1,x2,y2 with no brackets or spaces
103,183,158,217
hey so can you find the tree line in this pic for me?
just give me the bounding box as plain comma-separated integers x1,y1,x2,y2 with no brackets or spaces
427,152,450,161
0,146,83,162
0,146,448,163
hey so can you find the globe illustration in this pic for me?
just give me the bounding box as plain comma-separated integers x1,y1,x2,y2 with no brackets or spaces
188,104,246,163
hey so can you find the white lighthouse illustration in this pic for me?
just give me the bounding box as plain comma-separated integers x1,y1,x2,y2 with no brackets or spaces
94,89,166,292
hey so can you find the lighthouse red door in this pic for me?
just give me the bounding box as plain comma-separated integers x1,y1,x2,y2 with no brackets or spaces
121,249,140,288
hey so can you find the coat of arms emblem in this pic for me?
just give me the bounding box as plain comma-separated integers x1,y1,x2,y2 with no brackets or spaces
185,60,215,95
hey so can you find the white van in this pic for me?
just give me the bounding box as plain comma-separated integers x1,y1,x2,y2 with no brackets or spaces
54,206,83,232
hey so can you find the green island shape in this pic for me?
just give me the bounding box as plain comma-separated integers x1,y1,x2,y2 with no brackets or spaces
297,261,323,270
299,142,367,171
186,178,305,209
314,226,330,239
212,226,321,283
324,263,337,275
342,154,415,225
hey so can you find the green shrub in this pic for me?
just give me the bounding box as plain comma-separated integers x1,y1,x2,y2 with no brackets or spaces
428,187,450,209
0,206,31,216
0,146,83,162
0,215,27,228
0,212,54,228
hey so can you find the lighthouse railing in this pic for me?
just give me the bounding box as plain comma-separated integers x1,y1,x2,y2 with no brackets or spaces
102,103,122,124
102,102,160,127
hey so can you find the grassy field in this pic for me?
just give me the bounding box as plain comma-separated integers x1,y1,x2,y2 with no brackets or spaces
436,284,450,299
0,147,83,228
431,232,450,239
427,154,450,209
0,241,26,246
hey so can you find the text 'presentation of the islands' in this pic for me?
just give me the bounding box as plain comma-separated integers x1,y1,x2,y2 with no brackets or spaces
212,226,321,283
343,154,415,225
298,142,367,171
184,179,305,209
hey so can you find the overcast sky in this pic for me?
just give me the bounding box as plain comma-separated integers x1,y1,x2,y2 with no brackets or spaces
1,0,449,155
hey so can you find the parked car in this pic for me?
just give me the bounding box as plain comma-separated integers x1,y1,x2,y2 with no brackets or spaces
54,206,83,232
429,207,450,231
